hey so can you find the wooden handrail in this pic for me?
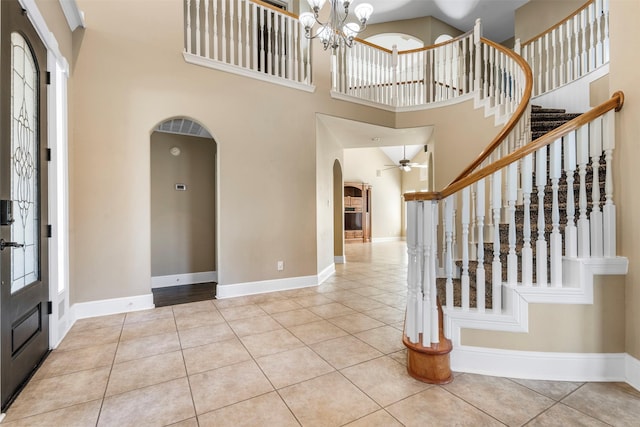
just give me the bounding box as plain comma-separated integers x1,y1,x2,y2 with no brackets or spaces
447,37,533,185
351,28,474,56
404,91,625,202
252,0,299,19
521,0,593,47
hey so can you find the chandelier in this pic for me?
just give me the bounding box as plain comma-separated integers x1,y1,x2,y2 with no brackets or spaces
299,0,374,51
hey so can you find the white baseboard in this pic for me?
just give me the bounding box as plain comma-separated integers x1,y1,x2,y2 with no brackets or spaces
452,346,627,382
216,275,318,299
71,293,155,320
334,255,346,264
626,353,640,391
318,264,335,285
151,271,217,289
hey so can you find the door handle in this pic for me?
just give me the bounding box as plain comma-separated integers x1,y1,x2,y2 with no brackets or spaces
0,239,24,251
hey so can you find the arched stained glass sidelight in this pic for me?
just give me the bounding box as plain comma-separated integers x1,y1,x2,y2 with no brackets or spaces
10,32,39,294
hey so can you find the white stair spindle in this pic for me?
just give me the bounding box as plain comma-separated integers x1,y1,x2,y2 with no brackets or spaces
195,0,201,56
204,0,210,58
577,125,591,257
603,110,616,257
221,0,227,62
603,0,610,63
245,0,250,68
425,201,440,346
273,14,279,77
492,169,502,313
595,0,604,66
536,146,548,287
564,131,578,258
476,179,486,312
405,201,420,343
581,9,588,75
565,21,573,82
590,118,604,257
229,0,235,65
588,2,596,71
550,138,563,287
236,0,243,66
445,197,454,310
521,153,533,286
251,2,257,70
461,187,470,310
186,0,192,54
507,162,518,285
573,14,580,79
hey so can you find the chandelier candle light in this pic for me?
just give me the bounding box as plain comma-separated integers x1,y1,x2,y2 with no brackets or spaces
299,0,374,50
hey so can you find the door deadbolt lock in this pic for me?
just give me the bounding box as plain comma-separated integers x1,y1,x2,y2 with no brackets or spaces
0,239,24,251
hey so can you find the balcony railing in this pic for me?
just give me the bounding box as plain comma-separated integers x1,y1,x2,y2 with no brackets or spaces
184,0,313,90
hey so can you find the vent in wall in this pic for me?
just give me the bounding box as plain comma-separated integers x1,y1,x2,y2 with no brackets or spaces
155,118,213,139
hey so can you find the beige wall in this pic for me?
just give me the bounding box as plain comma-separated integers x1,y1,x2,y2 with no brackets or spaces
462,277,626,352
150,132,216,277
610,0,640,360
343,148,403,240
515,0,585,42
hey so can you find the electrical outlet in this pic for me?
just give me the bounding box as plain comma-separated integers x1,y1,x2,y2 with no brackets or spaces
277,261,284,271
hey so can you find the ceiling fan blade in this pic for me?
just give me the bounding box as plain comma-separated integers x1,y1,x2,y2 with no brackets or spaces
409,164,429,168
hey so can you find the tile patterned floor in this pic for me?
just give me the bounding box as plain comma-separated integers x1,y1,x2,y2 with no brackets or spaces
3,242,640,426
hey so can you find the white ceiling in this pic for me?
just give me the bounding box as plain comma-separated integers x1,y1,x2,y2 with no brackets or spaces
318,114,432,165
365,0,529,43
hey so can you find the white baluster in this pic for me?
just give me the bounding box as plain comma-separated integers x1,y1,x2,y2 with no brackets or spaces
551,28,558,89
245,0,250,68
236,0,242,66
521,153,533,286
544,33,550,92
476,179,486,312
445,197,454,310
286,18,293,80
221,0,227,62
536,146,548,286
474,19,482,94
483,43,489,101
461,190,470,311
186,0,192,54
405,201,421,343
259,7,266,73
280,15,286,78
603,0,610,63
565,21,572,83
424,201,440,346
537,38,543,95
550,138,563,287
392,45,399,106
590,118,604,257
229,0,235,64
195,0,201,56
492,169,502,313
577,125,591,257
581,8,588,76
470,186,477,260
273,14,279,77
602,110,616,257
573,14,580,79
558,26,565,86
564,131,578,258
595,0,603,66
588,2,596,71
251,2,257,70
204,0,210,58
507,162,518,285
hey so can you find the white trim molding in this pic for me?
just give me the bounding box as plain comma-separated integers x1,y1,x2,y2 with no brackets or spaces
334,255,346,264
71,294,155,320
59,0,85,31
151,271,218,289
216,275,318,299
330,90,474,113
626,354,640,392
452,346,627,382
183,52,316,93
318,263,335,285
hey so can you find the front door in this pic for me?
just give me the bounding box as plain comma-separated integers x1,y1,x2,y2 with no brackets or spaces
0,0,49,410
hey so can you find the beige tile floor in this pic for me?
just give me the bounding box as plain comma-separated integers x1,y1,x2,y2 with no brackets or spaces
3,241,640,426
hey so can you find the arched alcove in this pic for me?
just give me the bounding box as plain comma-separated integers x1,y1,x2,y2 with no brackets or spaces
150,117,218,305
333,159,345,263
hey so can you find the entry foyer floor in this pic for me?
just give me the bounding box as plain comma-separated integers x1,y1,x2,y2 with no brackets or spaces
3,242,640,426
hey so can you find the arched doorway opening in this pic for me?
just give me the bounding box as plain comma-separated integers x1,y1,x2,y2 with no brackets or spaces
150,118,218,306
333,159,345,263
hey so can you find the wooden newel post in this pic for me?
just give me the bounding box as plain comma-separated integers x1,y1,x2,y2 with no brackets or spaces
403,298,453,384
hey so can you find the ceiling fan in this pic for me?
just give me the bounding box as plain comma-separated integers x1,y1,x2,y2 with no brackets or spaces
383,145,428,172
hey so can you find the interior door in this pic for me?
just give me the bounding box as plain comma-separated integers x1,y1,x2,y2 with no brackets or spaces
0,0,49,410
